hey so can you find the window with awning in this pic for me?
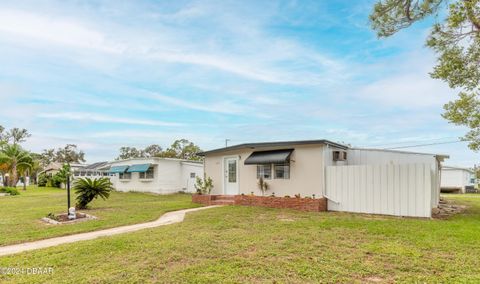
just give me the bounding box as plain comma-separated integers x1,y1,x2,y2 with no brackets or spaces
108,165,129,174
127,164,151,173
244,149,294,165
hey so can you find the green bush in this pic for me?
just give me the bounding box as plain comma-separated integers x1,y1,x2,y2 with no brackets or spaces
50,173,64,188
37,173,48,187
0,187,20,196
194,174,214,195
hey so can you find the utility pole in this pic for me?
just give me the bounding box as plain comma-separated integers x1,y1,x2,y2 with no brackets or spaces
225,139,230,147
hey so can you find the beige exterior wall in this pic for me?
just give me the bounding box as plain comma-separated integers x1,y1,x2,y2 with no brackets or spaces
204,144,327,197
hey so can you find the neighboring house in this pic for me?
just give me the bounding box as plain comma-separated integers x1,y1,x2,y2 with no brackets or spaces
106,157,203,194
72,162,109,179
198,139,449,218
441,166,476,193
41,162,85,177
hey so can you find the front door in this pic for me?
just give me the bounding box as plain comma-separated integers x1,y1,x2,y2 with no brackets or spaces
224,157,239,195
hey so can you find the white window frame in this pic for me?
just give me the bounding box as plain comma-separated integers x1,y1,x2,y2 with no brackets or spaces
119,172,132,180
274,163,290,179
257,164,272,179
139,167,154,179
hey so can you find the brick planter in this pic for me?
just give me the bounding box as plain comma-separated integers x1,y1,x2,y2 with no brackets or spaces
234,195,327,212
192,194,216,205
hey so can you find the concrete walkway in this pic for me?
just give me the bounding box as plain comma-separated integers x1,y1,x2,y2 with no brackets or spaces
0,205,220,257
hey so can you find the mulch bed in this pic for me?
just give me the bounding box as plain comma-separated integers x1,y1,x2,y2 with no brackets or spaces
41,212,97,225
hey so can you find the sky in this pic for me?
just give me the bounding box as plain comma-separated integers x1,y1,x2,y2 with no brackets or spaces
0,0,478,166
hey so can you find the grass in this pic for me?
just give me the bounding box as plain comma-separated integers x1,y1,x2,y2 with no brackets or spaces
0,186,200,246
1,193,480,283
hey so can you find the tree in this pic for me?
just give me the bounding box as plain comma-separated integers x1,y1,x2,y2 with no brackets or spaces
39,149,56,168
73,177,113,209
55,163,71,186
160,139,202,161
6,128,31,145
143,144,163,157
116,144,163,160
116,146,144,160
0,144,33,187
54,144,86,164
370,0,480,149
39,145,86,166
0,125,6,146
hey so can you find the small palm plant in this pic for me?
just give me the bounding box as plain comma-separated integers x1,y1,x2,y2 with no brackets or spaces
258,177,269,196
73,177,113,209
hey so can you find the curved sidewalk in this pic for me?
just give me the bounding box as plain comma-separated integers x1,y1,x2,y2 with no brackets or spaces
0,205,220,257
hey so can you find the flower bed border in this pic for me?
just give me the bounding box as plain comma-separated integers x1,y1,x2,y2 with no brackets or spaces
192,194,327,212
41,213,98,225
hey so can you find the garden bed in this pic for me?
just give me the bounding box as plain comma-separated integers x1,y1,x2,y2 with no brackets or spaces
234,195,327,212
41,212,98,225
193,194,328,212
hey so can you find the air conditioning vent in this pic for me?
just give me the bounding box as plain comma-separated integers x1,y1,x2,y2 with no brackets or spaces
333,151,347,161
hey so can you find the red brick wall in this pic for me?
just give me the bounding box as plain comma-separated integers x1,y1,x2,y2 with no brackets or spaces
234,195,327,212
192,194,216,205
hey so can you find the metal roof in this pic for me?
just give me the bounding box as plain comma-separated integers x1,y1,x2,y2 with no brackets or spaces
350,148,450,159
84,162,109,170
442,165,474,172
198,139,348,156
244,149,293,165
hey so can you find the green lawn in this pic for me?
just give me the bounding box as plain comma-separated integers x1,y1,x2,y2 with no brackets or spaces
1,194,480,283
0,186,200,246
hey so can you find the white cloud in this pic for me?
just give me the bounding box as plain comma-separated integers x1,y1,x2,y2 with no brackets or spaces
0,9,122,53
37,112,182,127
0,7,347,86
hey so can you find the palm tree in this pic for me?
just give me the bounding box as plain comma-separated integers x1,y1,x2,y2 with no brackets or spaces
0,144,33,187
73,177,113,209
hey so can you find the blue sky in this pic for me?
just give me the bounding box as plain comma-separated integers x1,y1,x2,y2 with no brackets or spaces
0,0,478,166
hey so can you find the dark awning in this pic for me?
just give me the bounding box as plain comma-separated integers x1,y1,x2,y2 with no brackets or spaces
127,164,151,173
244,149,293,165
108,165,129,173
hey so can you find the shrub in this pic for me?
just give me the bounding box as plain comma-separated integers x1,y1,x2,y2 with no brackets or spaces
194,174,214,195
73,177,113,209
0,187,20,196
257,177,269,196
37,173,48,187
50,173,64,188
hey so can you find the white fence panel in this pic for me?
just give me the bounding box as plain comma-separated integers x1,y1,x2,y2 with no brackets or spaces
326,164,432,218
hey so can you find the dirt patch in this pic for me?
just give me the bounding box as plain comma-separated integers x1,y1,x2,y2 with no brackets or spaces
432,198,467,219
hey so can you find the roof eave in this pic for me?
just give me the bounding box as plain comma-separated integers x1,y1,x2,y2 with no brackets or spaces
198,139,348,156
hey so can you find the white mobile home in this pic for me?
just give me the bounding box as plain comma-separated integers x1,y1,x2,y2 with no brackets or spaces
199,139,448,218
441,166,475,193
107,158,203,194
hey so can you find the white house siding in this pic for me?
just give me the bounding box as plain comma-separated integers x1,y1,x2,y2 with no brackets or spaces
345,148,442,210
181,162,204,193
326,164,433,218
109,158,204,194
441,168,474,193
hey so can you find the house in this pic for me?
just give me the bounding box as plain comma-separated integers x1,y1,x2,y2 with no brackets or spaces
441,166,476,193
41,162,86,177
106,157,203,194
72,162,110,179
198,139,449,218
